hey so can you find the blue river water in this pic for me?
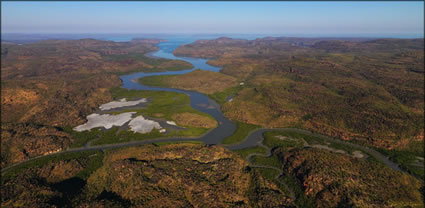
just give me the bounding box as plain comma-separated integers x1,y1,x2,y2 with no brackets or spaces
119,39,236,144
117,37,405,173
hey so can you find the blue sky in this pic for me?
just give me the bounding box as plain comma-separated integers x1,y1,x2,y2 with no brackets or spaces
1,1,424,37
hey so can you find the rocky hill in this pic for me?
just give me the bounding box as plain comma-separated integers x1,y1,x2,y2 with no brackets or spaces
174,37,424,153
0,39,193,167
2,144,295,208
277,148,423,207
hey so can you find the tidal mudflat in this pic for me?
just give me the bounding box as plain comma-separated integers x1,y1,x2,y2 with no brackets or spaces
166,121,177,126
74,95,165,134
73,112,136,132
74,111,168,134
73,95,187,134
129,115,162,133
99,98,147,110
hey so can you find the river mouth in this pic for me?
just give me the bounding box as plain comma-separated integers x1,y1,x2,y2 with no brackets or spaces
119,39,236,144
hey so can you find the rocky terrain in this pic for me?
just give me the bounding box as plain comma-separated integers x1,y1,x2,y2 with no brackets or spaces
278,148,423,207
1,39,193,167
234,129,425,207
1,123,73,168
174,37,424,153
1,37,424,207
1,144,295,208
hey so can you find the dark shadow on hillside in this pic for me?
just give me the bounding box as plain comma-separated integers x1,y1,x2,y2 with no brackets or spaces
49,177,86,207
96,190,132,207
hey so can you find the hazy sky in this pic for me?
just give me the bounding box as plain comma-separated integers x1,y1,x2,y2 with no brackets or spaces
2,1,424,36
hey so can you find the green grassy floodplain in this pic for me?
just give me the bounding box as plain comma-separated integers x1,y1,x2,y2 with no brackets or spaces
1,150,104,183
221,121,260,145
377,148,424,179
67,87,216,146
139,74,244,105
233,146,267,159
263,130,380,163
1,141,204,183
208,85,244,105
138,74,173,88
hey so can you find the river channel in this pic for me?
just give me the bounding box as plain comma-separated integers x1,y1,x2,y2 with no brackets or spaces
1,38,406,175
119,39,403,173
120,39,237,145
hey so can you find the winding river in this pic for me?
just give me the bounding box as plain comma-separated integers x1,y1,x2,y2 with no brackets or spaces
120,39,236,145
1,38,407,177
120,39,403,173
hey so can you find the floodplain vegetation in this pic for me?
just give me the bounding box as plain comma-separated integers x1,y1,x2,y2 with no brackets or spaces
67,87,217,146
170,37,424,179
1,39,194,168
140,37,424,206
1,37,424,207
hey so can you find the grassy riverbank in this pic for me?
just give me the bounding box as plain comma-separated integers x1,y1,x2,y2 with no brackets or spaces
110,87,216,124
139,72,245,105
233,146,267,158
67,87,217,146
377,148,424,179
139,69,239,94
2,150,104,183
221,122,259,145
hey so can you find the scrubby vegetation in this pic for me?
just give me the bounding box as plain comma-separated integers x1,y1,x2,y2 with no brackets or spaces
102,52,192,73
1,144,295,207
2,36,424,207
263,130,366,156
233,129,424,207
139,69,238,94
2,150,104,183
139,68,246,105
208,84,244,105
1,151,105,208
378,148,425,179
279,148,423,207
233,146,268,158
1,39,193,167
251,154,282,169
1,123,74,168
175,37,424,157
